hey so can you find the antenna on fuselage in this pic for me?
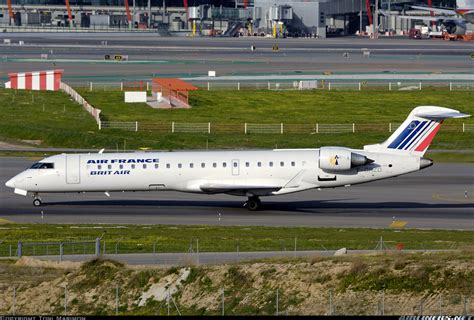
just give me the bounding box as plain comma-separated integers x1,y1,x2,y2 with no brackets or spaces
98,148,105,154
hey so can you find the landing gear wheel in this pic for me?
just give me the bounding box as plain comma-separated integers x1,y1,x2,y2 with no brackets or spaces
33,198,42,207
247,196,261,211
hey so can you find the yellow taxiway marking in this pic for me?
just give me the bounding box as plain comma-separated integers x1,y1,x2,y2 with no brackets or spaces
389,220,407,229
432,193,473,203
0,218,15,224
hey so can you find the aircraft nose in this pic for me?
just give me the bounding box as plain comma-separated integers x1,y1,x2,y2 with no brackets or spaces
5,178,15,188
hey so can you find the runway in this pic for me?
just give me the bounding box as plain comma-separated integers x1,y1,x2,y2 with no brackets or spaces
1,157,472,229
1,35,473,82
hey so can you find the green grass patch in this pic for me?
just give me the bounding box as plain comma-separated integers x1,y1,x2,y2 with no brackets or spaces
0,225,472,256
1,88,473,152
426,152,474,163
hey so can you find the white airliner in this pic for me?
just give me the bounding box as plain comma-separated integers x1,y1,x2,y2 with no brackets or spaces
399,0,474,34
5,106,469,211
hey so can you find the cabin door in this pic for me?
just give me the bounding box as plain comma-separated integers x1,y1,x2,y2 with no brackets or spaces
66,155,81,184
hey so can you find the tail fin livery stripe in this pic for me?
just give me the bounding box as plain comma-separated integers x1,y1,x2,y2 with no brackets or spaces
403,120,434,150
397,120,431,150
407,121,438,151
387,120,421,149
415,121,442,152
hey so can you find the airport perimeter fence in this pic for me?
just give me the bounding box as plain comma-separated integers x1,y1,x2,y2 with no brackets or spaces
82,80,474,92
0,235,463,258
0,282,471,316
98,121,474,134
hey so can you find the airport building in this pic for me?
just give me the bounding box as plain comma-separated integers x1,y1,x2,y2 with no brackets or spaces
0,0,469,37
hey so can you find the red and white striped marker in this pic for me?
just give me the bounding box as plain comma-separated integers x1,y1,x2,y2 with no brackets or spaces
5,69,63,91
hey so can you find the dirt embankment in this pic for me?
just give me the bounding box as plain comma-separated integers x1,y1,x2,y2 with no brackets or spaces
0,251,472,315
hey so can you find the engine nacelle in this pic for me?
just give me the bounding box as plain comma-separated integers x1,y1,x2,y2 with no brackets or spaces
444,21,467,35
319,147,373,171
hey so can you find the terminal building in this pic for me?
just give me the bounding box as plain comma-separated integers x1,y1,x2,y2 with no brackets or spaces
0,0,467,37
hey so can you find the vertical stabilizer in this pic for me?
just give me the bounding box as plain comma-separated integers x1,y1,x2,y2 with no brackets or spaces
364,106,470,157
457,0,474,9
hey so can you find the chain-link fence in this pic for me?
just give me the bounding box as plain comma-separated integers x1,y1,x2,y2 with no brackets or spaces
0,235,464,258
0,281,471,316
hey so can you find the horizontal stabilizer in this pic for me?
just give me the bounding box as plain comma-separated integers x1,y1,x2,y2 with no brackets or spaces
412,106,471,120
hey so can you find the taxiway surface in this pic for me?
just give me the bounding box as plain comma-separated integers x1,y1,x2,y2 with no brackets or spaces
1,35,473,81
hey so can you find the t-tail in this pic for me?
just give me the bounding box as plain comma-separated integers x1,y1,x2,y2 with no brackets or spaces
364,106,470,157
457,0,474,10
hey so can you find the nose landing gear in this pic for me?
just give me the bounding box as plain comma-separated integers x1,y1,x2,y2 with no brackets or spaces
245,196,261,211
32,194,42,207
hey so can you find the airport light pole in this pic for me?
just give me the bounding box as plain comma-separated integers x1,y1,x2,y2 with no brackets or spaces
373,0,379,38
388,0,391,34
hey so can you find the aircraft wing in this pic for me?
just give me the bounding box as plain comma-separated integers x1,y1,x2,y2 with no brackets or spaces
411,5,457,15
398,15,464,22
200,183,282,194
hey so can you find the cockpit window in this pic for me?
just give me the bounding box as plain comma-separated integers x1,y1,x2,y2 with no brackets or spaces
30,162,54,169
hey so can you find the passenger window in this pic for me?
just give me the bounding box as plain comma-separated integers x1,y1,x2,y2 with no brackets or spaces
120,164,124,169
190,163,194,168
108,165,112,169
291,161,295,167
166,163,170,169
143,164,147,169
213,163,217,168
280,161,284,167
178,163,182,169
131,164,135,169
98,165,102,170
269,162,273,167
245,162,250,167
223,162,227,168
201,163,205,168
154,164,158,169
257,162,262,167
233,162,237,167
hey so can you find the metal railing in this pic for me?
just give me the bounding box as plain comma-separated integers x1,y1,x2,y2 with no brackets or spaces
0,24,158,33
98,121,470,134
77,81,474,92
16,239,101,262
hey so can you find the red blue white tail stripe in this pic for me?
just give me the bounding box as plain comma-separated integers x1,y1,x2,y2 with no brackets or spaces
388,119,441,151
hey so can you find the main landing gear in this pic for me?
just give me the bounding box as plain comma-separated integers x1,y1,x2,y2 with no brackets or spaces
32,194,42,207
245,196,261,211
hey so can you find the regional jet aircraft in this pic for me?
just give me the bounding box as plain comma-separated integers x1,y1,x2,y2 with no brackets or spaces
5,106,469,211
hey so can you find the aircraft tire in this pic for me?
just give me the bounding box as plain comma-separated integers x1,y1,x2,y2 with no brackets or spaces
247,197,261,211
33,198,42,207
